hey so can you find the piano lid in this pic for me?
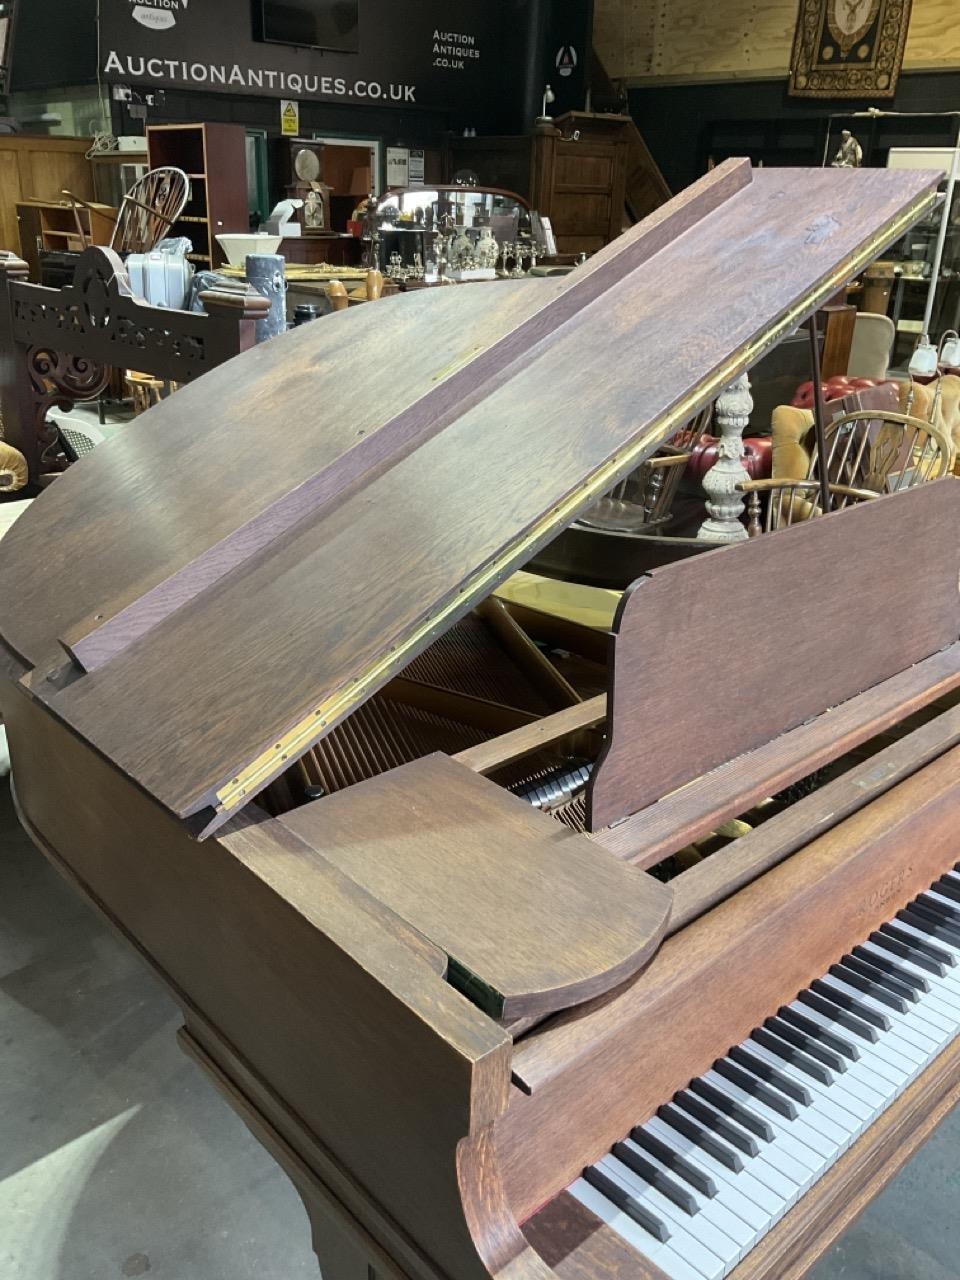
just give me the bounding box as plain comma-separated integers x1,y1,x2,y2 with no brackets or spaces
0,160,939,835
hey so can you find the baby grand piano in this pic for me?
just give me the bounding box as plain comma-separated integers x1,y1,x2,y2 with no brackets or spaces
2,159,959,1280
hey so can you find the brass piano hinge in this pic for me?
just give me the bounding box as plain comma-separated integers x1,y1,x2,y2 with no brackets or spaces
213,188,935,817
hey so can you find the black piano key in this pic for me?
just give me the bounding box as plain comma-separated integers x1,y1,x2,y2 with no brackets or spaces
612,1141,700,1216
933,877,960,906
750,1026,834,1086
582,1165,670,1242
729,1044,810,1107
842,953,919,1004
630,1128,718,1198
914,894,960,925
917,893,960,928
810,978,890,1031
673,1091,762,1156
777,1005,859,1061
765,1014,848,1071
873,925,949,976
799,988,880,1041
712,1056,801,1117
853,943,929,992
688,1079,775,1143
830,962,910,1014
906,906,960,947
658,1103,744,1172
899,906,960,949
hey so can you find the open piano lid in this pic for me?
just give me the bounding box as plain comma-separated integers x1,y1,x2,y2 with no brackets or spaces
0,159,939,836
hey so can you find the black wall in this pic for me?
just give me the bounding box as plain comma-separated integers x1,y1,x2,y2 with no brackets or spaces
630,71,960,194
113,87,454,151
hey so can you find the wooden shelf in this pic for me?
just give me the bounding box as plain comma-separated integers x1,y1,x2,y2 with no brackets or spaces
147,123,248,268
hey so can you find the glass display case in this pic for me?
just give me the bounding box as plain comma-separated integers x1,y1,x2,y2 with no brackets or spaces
370,186,545,284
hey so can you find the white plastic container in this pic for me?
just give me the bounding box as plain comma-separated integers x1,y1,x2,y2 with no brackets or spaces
126,252,192,310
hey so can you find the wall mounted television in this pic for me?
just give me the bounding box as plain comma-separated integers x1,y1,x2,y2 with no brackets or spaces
259,0,360,52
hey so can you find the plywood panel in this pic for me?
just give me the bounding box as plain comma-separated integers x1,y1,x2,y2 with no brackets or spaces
904,0,960,70
594,0,960,83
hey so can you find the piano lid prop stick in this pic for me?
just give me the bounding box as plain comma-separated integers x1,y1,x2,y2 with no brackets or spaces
807,319,833,516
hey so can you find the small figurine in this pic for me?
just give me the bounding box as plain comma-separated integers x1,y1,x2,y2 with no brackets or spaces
831,130,863,169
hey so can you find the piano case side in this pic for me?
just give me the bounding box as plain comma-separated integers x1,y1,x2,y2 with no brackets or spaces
0,663,551,1280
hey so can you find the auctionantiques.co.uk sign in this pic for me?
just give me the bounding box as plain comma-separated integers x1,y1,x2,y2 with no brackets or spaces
100,0,497,109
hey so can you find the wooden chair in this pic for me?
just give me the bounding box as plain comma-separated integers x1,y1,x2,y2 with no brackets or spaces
64,167,190,255
125,370,180,415
578,445,692,533
811,408,954,494
737,477,877,537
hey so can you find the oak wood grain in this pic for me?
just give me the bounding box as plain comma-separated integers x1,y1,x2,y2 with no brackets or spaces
589,481,960,831
670,700,960,930
1,674,518,1280
594,640,960,866
2,166,938,832
278,754,672,1021
498,745,960,1221
453,695,607,775
524,1192,669,1280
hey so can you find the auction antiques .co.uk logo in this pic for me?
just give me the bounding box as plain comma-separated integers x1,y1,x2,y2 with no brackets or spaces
129,0,189,32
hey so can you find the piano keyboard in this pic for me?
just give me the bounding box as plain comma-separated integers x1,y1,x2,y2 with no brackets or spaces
567,867,960,1280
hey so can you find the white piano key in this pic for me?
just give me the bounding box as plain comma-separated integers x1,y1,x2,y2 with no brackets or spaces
564,868,960,1280
785,1000,911,1093
567,1177,704,1280
866,941,960,1004
817,975,938,1058
748,1038,880,1128
603,1150,744,1271
859,942,960,1020
704,1065,847,1161
763,1031,888,1113
599,1156,729,1280
645,1118,772,1233
698,1072,823,1184
891,917,960,964
845,957,958,1037
741,1042,865,1146
618,1137,756,1258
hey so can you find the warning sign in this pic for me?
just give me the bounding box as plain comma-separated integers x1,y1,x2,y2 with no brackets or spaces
280,98,299,136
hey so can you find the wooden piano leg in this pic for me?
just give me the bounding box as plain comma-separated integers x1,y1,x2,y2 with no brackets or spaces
177,1025,412,1280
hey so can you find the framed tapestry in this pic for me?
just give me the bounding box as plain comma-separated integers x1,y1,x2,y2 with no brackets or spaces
789,0,913,98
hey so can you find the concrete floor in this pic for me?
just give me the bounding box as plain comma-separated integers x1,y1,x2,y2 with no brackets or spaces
1,777,958,1280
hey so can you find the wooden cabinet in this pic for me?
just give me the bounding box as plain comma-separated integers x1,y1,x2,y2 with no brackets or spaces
0,134,94,262
16,199,116,279
446,113,670,255
147,123,249,269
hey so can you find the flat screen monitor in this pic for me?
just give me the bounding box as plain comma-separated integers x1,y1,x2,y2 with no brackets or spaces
260,0,360,52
